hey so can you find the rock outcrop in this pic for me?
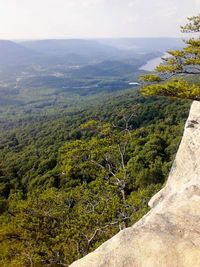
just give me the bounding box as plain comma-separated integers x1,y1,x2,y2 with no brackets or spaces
70,101,200,267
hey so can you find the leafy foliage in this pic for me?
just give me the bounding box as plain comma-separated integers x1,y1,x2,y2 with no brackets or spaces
141,15,200,100
0,87,190,265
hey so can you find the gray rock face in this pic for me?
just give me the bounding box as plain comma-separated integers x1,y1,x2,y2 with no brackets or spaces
70,101,200,267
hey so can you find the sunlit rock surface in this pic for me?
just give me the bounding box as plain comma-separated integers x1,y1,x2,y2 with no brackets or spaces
70,101,200,267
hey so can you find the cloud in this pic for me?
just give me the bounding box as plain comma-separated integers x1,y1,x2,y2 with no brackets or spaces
128,0,141,8
66,0,105,8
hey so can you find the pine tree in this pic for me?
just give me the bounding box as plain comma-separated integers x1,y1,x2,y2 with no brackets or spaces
140,15,200,101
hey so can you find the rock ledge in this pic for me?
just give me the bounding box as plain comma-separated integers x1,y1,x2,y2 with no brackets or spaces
70,101,200,267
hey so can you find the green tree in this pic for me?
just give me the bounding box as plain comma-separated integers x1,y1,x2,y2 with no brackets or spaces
140,14,200,100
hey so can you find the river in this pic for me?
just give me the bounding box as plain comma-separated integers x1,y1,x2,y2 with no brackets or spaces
139,53,169,72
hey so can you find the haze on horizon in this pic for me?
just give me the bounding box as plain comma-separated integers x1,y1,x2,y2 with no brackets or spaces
0,0,199,40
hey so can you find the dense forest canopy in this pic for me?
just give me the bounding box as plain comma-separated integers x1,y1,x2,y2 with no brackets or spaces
0,27,195,266
0,88,190,266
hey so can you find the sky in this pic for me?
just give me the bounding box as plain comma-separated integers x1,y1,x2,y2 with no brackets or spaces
0,0,199,39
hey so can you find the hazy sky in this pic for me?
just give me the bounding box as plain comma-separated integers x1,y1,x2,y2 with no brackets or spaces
0,0,199,39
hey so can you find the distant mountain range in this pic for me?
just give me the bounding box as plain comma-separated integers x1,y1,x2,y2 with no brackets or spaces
99,37,184,52
21,39,120,60
0,38,184,68
0,40,41,66
0,38,185,92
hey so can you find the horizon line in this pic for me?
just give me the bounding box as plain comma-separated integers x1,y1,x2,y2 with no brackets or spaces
0,36,184,42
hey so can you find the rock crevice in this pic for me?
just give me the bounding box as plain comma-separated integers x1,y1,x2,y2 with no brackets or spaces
71,101,200,267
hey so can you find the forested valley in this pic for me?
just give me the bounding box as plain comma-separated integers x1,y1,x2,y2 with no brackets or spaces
0,38,191,266
0,87,190,266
